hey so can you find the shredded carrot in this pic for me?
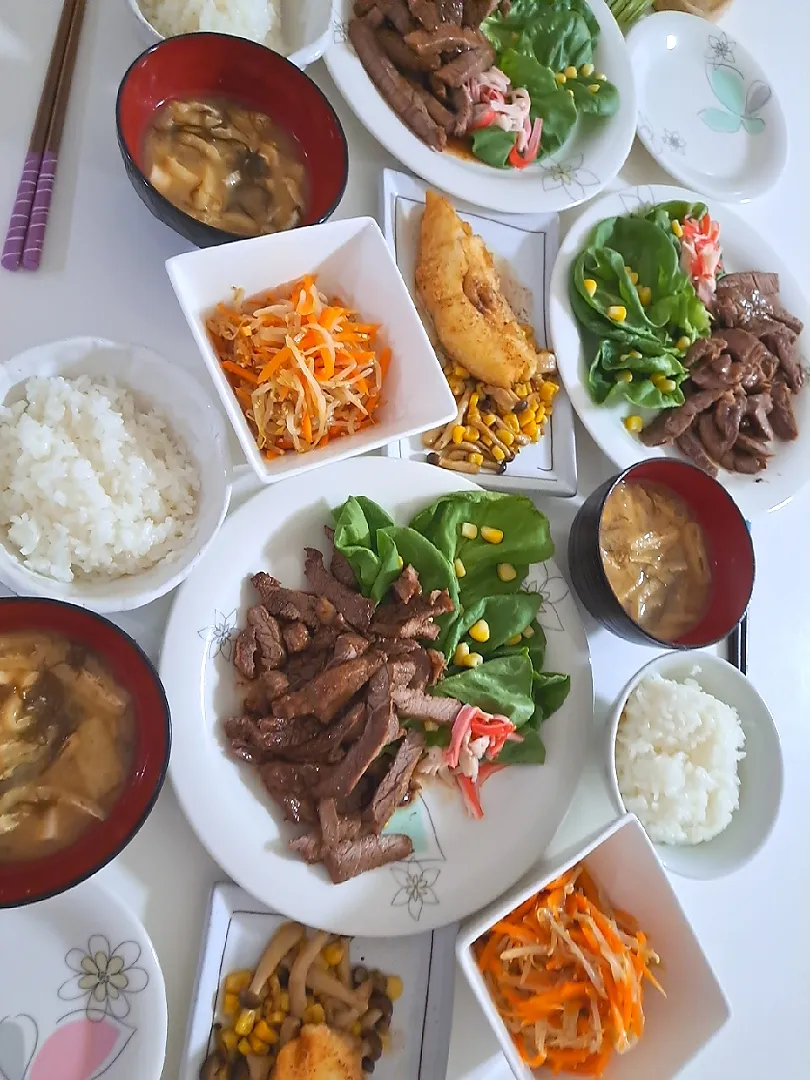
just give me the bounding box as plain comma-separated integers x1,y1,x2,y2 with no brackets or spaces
206,275,388,456
473,862,664,1078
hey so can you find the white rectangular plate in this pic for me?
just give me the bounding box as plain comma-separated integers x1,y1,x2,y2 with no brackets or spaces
380,169,578,496
180,882,457,1080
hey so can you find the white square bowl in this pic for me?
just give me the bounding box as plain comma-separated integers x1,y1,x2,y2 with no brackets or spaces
167,217,457,484
457,815,730,1080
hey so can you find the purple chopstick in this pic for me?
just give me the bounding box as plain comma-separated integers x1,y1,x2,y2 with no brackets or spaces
1,153,43,270
21,153,58,272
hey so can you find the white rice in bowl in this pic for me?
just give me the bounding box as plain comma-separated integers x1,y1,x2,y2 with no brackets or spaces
138,0,285,52
0,375,199,583
615,671,746,846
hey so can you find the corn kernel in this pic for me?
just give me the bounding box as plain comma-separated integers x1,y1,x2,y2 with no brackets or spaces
225,971,253,993
497,563,517,582
234,1009,256,1037
505,413,520,433
468,452,484,466
481,526,503,544
564,65,577,78
303,1004,326,1025
539,381,558,404
607,305,626,322
658,378,676,392
469,619,490,643
523,625,535,639
267,1010,286,1025
580,62,594,77
588,83,600,93
396,555,404,570
623,267,639,285
555,71,566,84
535,405,546,423
492,446,506,463
507,633,523,646
583,278,597,298
499,429,515,446
454,557,466,579
671,219,684,238
448,378,465,395
567,88,575,98
452,425,465,444
252,1022,273,1044
676,336,690,351
248,1036,270,1055
350,1021,362,1038
629,350,642,359
519,408,536,428
466,652,484,668
322,942,344,967
453,364,468,378
237,1038,253,1056
524,421,538,439
464,426,478,442
469,391,480,408
222,993,240,1017
461,521,478,539
276,991,290,1013
515,384,529,398
616,370,633,383
220,1030,240,1053
454,642,470,666
637,286,652,306
387,975,404,1001
484,412,498,426
482,431,494,447
596,71,607,80
651,373,667,388
624,414,644,433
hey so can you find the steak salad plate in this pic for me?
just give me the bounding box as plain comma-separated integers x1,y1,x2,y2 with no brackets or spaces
161,457,593,936
326,0,637,214
550,184,810,517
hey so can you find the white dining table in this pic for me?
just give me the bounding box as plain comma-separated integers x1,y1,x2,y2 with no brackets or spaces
1,1,808,1077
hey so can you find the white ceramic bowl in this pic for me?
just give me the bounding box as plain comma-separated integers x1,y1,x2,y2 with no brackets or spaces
166,216,457,485
457,814,730,1080
606,653,783,880
126,0,334,71
0,337,231,613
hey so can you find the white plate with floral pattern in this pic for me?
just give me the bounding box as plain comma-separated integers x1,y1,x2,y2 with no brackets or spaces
0,879,167,1080
161,457,593,936
325,0,637,214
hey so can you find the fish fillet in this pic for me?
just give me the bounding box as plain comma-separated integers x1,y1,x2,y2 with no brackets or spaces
273,1023,362,1080
416,191,547,389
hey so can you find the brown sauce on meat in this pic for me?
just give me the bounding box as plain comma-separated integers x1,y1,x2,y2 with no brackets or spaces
599,481,712,641
445,136,478,163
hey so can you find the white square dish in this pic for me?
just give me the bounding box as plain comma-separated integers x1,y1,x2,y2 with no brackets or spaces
179,882,457,1080
167,216,457,484
380,169,578,497
456,814,730,1080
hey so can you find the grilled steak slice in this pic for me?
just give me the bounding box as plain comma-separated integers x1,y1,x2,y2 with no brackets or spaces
324,527,358,590
391,687,462,724
367,730,425,831
696,411,736,464
744,393,774,441
246,606,286,670
273,653,385,724
304,547,375,630
426,648,446,685
770,379,799,440
408,80,458,131
332,633,371,665
449,84,473,135
378,0,418,33
233,626,257,678
392,564,422,604
284,648,332,691
675,430,719,477
462,0,499,26
289,831,324,863
377,27,441,71
639,386,725,446
318,798,363,849
390,657,417,688
405,26,486,53
406,0,440,29
323,833,414,883
259,762,324,826
349,17,447,150
313,665,399,800
435,41,495,86
244,669,290,715
735,431,774,458
282,621,310,655
251,572,337,628
759,327,804,392
278,703,368,765
355,0,379,11
690,349,737,390
437,0,463,22
713,272,803,335
683,336,727,369
721,447,768,474
371,589,455,640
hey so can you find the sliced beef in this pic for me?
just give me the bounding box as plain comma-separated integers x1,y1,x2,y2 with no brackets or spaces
259,762,324,826
251,572,337,629
284,648,332,691
244,669,290,715
332,633,370,665
759,327,804,392
713,271,803,335
770,379,799,440
349,17,447,150
304,547,375,630
713,391,745,447
744,393,774,440
675,430,719,477
720,448,767,475
367,730,425,832
435,41,495,86
313,665,399,800
389,657,417,688
233,626,257,679
449,85,473,135
323,833,414,883
246,606,286,670
334,701,369,745
324,526,359,590
406,0,440,28
223,715,262,762
428,72,450,101
406,647,434,691
437,0,463,21
289,831,324,864
355,0,380,11
697,411,735,463
391,687,462,724
282,622,310,654
639,386,725,446
371,589,455,640
735,431,774,459
719,327,774,377
462,0,499,25
407,80,458,131
426,648,446,685
377,0,417,33
279,703,369,765
392,564,422,604
377,27,441,71
405,25,486,52
318,798,363,849
689,349,737,390
273,653,385,724
683,336,727,370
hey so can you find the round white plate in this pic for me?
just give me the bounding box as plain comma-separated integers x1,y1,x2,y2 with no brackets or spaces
0,879,167,1080
162,457,593,936
550,184,810,517
325,0,637,214
629,12,787,202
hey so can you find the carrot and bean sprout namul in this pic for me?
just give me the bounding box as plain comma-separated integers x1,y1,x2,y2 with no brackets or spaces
206,276,389,457
474,863,663,1077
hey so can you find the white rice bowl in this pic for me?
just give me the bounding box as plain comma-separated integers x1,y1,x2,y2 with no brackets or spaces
0,375,199,583
138,0,285,51
615,671,746,846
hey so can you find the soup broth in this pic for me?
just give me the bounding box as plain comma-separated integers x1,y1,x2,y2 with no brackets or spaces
599,480,712,641
0,632,135,863
143,95,307,237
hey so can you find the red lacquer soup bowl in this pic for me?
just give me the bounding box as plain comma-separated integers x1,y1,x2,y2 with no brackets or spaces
0,598,170,908
116,32,349,246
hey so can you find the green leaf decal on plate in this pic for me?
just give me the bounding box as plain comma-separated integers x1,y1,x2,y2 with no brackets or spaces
742,114,766,135
709,64,746,114
745,80,771,115
699,107,742,134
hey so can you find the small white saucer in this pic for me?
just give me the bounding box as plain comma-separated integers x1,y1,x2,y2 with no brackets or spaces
628,12,787,201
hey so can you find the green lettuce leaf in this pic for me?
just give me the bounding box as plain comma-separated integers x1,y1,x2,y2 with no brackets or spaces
431,653,536,726
470,126,518,168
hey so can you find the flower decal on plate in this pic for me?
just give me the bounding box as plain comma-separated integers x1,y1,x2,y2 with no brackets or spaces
198,609,238,662
525,564,569,633
58,937,149,1022
390,860,441,922
333,18,350,46
706,31,735,67
661,129,686,154
540,153,599,203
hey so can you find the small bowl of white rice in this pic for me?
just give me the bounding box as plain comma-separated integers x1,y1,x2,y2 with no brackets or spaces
606,653,783,879
127,0,334,71
0,337,231,613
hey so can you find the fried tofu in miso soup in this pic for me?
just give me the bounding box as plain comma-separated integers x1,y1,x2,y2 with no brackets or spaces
0,632,135,862
144,96,308,236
